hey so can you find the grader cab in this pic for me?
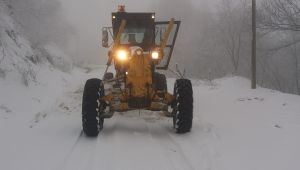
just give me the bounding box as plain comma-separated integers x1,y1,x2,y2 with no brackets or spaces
82,6,193,136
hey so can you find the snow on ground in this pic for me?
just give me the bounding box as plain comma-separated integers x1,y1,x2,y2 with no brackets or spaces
193,77,300,170
1,66,300,170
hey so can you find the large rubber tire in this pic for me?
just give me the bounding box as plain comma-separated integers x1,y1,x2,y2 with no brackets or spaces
82,78,105,137
172,79,193,133
153,72,167,91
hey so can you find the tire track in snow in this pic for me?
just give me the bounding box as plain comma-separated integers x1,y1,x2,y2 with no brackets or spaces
57,130,99,170
145,121,195,170
59,116,119,170
94,114,182,170
170,121,219,170
57,130,83,170
143,120,177,170
91,116,119,170
80,136,100,170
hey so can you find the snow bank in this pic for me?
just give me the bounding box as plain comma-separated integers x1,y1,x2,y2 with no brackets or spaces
0,1,73,85
193,76,300,170
0,1,74,123
0,2,37,85
44,43,73,72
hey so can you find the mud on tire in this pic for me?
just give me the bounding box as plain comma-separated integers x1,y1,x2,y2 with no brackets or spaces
82,78,105,137
172,79,193,133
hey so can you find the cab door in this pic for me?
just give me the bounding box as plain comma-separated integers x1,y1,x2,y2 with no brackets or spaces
155,21,181,70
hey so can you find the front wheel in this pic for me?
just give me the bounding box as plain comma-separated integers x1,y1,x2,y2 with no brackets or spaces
82,78,105,137
172,79,193,133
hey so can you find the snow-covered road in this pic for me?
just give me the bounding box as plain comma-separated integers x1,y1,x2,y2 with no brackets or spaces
1,66,300,170
0,67,217,170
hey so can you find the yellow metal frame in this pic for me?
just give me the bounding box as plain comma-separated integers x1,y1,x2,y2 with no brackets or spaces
102,91,175,112
102,19,176,112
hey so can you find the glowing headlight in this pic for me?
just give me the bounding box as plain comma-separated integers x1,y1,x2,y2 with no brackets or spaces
116,50,128,61
136,49,143,56
151,51,159,60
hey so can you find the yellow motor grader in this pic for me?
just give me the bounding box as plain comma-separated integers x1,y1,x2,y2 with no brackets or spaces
82,6,193,136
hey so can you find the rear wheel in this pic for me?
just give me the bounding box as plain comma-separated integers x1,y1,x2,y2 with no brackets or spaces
154,72,167,91
104,72,114,81
172,79,193,133
82,78,105,137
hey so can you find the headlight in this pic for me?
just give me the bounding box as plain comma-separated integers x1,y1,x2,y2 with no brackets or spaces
116,50,128,61
151,51,160,60
136,49,143,56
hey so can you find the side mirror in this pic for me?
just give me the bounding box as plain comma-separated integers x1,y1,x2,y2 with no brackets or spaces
102,29,109,48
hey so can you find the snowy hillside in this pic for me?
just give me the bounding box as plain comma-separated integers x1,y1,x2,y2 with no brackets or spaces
0,1,72,81
0,1,39,85
1,65,300,170
0,1,73,117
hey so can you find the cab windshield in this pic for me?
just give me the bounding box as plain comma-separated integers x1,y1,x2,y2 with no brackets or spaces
120,27,153,49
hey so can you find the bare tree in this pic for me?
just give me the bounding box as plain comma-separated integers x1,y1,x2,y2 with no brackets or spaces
217,0,251,74
259,0,300,31
0,40,4,65
257,50,283,91
291,34,300,94
254,0,300,94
